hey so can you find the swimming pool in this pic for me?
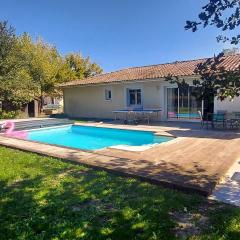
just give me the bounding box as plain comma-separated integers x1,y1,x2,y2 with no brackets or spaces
28,125,173,150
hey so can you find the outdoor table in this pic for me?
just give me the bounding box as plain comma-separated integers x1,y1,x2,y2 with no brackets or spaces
206,113,240,129
113,109,162,124
206,113,226,129
226,118,240,129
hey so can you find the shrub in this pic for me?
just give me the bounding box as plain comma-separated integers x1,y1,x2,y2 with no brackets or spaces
0,111,17,119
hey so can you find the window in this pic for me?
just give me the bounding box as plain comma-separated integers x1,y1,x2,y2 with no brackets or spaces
105,89,112,100
127,89,142,106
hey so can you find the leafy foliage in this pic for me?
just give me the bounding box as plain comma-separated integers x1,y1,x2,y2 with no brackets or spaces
0,21,103,114
0,110,17,119
19,34,63,107
193,53,240,100
0,22,35,111
64,53,103,80
182,1,240,100
166,53,240,101
185,0,240,44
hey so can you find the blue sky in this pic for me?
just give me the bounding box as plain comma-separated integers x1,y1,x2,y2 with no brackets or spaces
0,0,233,72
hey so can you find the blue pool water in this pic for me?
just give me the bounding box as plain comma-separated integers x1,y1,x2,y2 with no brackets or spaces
28,125,173,150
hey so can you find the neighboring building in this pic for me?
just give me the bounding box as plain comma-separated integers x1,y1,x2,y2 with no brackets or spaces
60,54,240,121
43,96,63,106
42,95,64,115
0,95,63,118
22,96,63,117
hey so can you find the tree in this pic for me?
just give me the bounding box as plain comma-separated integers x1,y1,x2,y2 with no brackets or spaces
0,21,103,115
0,21,15,67
0,22,35,111
15,38,103,111
63,53,103,81
166,1,240,102
166,53,240,102
185,0,240,44
17,34,65,110
0,20,17,110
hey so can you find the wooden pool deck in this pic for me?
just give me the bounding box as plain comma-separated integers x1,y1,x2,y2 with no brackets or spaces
0,121,239,196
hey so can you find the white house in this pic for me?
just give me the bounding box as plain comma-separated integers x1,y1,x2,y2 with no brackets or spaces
60,53,240,121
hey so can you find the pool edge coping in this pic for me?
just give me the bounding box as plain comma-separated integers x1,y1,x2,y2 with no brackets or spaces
21,123,177,152
74,122,177,138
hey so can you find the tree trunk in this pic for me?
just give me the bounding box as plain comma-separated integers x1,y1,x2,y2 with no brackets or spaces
40,88,44,114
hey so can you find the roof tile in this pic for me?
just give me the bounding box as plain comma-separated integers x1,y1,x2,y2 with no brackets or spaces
60,54,240,87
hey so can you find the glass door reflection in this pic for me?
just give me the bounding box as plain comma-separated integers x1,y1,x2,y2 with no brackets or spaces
167,87,202,120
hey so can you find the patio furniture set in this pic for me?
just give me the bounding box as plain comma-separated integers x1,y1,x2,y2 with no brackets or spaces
113,108,162,125
199,111,240,129
113,108,240,129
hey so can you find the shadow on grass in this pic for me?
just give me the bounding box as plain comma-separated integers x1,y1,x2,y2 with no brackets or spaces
0,147,239,240
0,152,194,239
0,171,179,239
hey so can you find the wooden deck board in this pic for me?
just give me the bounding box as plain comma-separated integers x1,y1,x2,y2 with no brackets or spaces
0,122,239,196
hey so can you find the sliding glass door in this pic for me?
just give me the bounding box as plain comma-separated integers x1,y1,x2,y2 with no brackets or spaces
189,87,202,119
167,87,203,120
178,88,189,118
167,88,178,119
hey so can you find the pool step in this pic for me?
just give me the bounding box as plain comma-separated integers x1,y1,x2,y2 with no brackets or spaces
7,118,74,130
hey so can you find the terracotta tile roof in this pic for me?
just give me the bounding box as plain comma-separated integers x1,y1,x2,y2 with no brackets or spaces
60,54,240,88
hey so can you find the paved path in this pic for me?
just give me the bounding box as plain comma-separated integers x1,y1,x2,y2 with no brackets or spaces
210,159,240,207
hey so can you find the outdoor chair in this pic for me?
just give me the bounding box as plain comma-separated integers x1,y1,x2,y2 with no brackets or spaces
212,112,226,128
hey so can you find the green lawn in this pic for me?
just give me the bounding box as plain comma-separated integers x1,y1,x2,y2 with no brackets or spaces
0,147,239,240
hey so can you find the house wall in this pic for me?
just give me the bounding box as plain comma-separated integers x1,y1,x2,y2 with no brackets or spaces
63,84,124,119
63,77,194,120
44,96,64,106
214,96,240,113
63,80,163,119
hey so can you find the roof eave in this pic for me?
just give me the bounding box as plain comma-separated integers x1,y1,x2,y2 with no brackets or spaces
60,74,201,89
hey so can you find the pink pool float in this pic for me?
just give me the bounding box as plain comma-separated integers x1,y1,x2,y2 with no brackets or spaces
3,121,28,139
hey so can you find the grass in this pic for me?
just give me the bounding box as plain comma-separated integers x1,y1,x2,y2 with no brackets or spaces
0,146,239,240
